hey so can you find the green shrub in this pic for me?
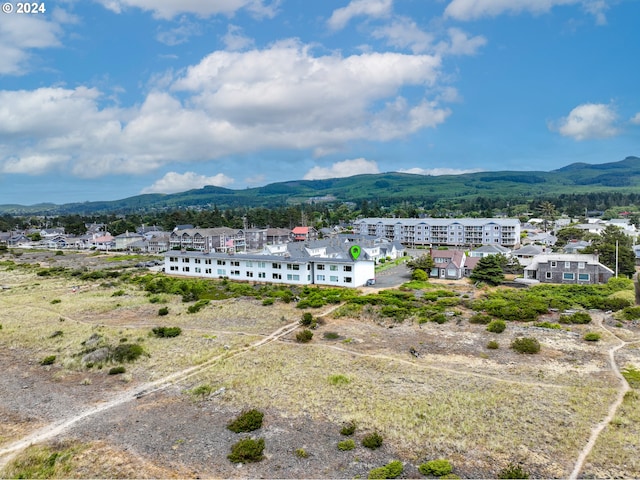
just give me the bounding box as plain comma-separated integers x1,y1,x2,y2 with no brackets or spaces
368,460,403,479
486,319,506,333
187,299,210,314
498,463,529,479
296,329,313,343
418,459,453,476
487,340,499,349
189,384,213,399
337,439,355,451
111,290,125,297
328,374,350,386
511,337,540,354
362,432,383,449
262,298,274,306
295,448,308,458
534,321,562,329
620,306,640,320
340,421,356,436
227,438,265,463
412,269,428,282
55,250,64,256
108,366,126,375
149,296,163,304
50,299,61,304
49,330,63,338
323,331,340,340
469,313,493,324
227,409,264,433
158,307,169,316
431,313,448,324
300,312,317,327
152,326,181,338
584,332,601,342
112,343,144,363
560,311,592,324
40,355,56,366
622,366,640,389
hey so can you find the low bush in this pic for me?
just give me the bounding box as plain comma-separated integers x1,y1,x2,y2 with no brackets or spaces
149,296,164,304
511,337,540,354
362,432,383,449
227,409,264,433
534,321,562,329
295,448,308,458
323,331,340,340
187,299,210,314
296,329,313,343
560,311,592,324
189,384,213,399
50,330,63,338
584,332,601,342
111,290,125,297
50,299,61,305
620,306,640,320
368,460,403,479
498,463,529,479
486,319,506,333
300,312,314,326
418,459,453,476
112,343,144,363
158,307,169,316
487,340,499,349
469,313,493,324
40,355,56,366
622,365,640,389
337,439,355,451
152,326,181,338
340,421,356,436
262,298,274,306
227,438,265,463
108,366,126,375
328,374,350,386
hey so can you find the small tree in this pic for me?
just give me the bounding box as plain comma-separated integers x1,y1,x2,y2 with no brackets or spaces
407,255,435,274
411,269,428,282
470,255,505,286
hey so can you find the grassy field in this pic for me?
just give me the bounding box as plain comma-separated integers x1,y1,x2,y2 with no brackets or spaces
1,253,640,478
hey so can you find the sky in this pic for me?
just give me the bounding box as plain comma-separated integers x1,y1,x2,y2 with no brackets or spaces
0,0,639,205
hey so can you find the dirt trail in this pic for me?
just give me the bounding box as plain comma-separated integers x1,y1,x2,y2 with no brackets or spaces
568,313,636,479
0,301,339,471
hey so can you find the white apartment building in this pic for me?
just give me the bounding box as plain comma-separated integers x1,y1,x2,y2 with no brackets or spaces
164,251,374,288
355,218,521,248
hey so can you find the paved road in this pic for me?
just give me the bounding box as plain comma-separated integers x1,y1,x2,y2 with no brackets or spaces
368,263,412,289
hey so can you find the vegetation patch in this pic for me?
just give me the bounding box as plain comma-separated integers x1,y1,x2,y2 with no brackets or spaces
486,319,506,334
187,299,210,314
622,366,640,389
418,458,453,477
227,438,265,463
227,409,264,433
296,329,313,343
511,337,541,354
487,340,499,350
1,442,85,479
111,343,145,363
340,421,356,436
498,463,530,479
368,460,403,479
337,439,355,451
362,432,383,449
583,332,601,342
108,366,126,375
151,326,182,338
40,355,56,366
328,374,350,386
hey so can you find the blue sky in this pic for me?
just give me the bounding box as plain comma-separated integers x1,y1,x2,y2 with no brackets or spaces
0,0,638,205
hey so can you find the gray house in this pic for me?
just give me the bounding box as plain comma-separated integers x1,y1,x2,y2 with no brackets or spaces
524,254,613,285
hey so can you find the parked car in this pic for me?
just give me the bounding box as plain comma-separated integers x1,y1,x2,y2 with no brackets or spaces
365,278,376,286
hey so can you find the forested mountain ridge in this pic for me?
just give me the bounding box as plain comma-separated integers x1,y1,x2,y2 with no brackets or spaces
2,156,639,215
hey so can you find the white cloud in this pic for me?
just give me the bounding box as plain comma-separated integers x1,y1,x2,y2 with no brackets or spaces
141,171,234,194
328,0,393,31
437,28,487,56
444,0,610,23
222,25,255,51
399,167,483,176
0,41,450,178
304,158,380,180
630,113,640,125
96,0,280,20
0,14,64,75
371,16,433,53
553,103,618,140
156,17,202,46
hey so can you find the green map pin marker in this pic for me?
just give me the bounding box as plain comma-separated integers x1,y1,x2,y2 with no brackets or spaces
350,245,361,260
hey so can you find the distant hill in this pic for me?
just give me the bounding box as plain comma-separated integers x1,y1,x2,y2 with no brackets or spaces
1,156,639,215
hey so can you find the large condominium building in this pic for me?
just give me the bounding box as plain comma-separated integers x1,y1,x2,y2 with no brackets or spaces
355,218,521,248
164,251,374,288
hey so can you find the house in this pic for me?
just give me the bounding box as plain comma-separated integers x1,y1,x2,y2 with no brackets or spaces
266,228,291,245
463,256,481,277
92,234,115,251
468,245,510,258
242,228,268,250
523,254,613,285
563,240,591,254
429,249,466,280
115,231,146,251
525,232,557,247
291,226,318,242
148,233,171,254
511,245,545,267
169,227,245,252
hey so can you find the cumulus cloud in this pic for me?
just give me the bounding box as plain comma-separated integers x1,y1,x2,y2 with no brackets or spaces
371,16,433,53
222,25,255,51
96,0,280,19
444,0,610,23
303,158,380,180
0,41,450,178
156,17,202,46
552,103,618,140
630,113,640,125
399,167,483,176
141,171,234,194
438,28,487,56
0,14,64,75
327,0,393,30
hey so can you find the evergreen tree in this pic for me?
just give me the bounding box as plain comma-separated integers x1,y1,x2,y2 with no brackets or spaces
470,255,505,286
583,225,635,278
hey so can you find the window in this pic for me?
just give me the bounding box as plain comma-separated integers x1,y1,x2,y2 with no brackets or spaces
578,262,585,269
246,271,253,278
550,261,557,267
205,259,212,265
182,266,190,272
272,263,281,269
182,258,190,263
287,274,300,281
257,262,266,268
317,264,325,270
545,272,552,279
272,273,282,280
344,277,352,283
316,274,325,281
343,265,352,272
563,272,575,280
258,272,266,278
565,262,571,269
330,265,338,271
205,268,212,274
287,264,300,270
195,267,201,273
578,273,590,281
195,258,201,264
330,276,339,282
231,261,240,267
246,261,253,267
217,269,226,275
169,256,177,262
217,260,226,265
170,266,178,271
231,270,240,276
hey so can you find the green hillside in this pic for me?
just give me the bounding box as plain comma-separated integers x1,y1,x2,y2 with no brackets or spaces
2,156,639,215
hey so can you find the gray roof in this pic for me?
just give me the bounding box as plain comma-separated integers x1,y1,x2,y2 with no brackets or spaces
166,250,367,264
